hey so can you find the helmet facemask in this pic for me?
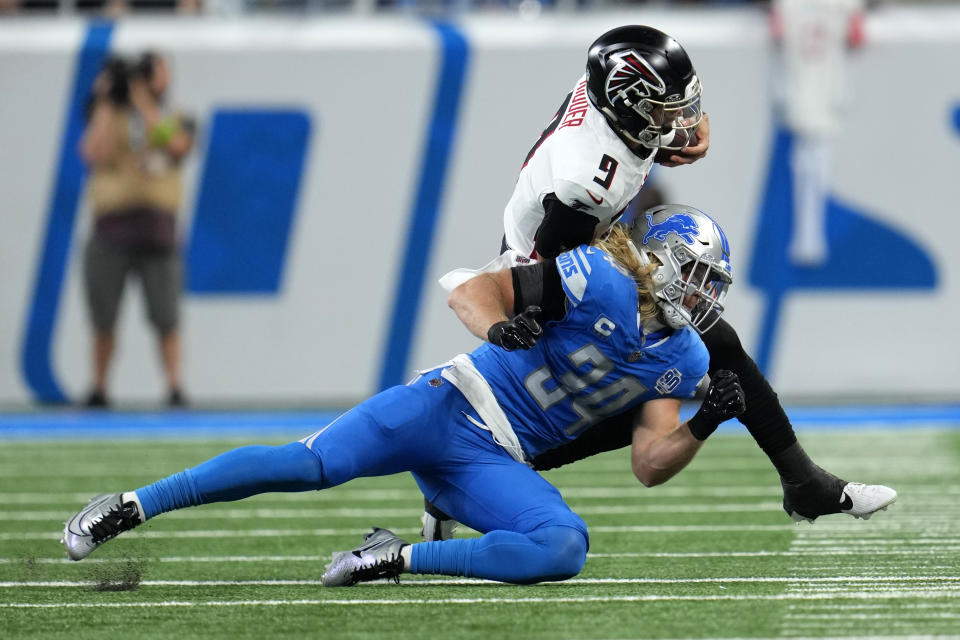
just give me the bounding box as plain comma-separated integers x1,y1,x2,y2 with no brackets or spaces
656,249,730,334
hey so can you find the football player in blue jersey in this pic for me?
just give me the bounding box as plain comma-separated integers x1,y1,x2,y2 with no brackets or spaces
62,206,748,586
422,24,895,542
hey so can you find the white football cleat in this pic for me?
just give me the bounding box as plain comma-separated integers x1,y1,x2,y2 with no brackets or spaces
838,482,898,520
789,481,898,523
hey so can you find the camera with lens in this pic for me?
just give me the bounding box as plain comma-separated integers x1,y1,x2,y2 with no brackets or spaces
98,52,156,106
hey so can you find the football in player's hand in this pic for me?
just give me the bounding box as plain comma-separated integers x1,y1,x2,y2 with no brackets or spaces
654,148,676,164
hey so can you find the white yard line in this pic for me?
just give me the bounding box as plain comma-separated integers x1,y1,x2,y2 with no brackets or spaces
784,613,960,620
0,523,799,542
5,547,960,565
0,490,415,504
0,486,784,503
3,484,958,505
0,502,788,521
777,430,960,636
2,590,960,609
3,576,960,588
0,555,322,564
0,460,778,478
591,636,960,640
587,549,960,557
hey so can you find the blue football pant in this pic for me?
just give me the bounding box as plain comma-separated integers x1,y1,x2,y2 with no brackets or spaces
135,372,588,584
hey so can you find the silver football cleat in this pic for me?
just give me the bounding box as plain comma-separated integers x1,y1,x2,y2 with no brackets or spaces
790,482,898,523
61,493,143,561
322,527,410,587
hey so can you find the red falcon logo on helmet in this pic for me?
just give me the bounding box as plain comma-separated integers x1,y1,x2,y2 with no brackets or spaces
604,50,666,103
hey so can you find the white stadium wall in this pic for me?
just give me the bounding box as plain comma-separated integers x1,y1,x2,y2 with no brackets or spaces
1,7,958,406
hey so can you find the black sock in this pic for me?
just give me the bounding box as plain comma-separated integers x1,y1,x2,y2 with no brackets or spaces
771,441,820,485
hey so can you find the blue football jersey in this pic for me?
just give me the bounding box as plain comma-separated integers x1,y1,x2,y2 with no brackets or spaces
468,245,709,459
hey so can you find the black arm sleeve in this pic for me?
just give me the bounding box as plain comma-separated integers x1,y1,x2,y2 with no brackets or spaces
510,259,566,323
531,411,635,471
699,317,797,456
534,194,600,259
529,315,802,472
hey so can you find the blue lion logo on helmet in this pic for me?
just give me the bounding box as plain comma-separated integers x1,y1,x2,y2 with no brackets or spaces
642,213,699,245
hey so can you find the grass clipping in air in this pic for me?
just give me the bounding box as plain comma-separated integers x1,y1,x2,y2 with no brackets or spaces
85,557,147,592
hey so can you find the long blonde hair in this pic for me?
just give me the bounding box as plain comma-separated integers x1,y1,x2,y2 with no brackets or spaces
594,225,660,324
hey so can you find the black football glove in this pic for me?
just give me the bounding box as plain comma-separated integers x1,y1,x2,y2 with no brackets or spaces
687,369,746,441
487,305,543,351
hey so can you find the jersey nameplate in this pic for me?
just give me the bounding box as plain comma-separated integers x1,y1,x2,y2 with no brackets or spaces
559,80,589,130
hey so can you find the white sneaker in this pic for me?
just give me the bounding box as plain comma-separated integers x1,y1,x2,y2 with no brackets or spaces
789,481,897,523
61,493,143,561
839,482,898,520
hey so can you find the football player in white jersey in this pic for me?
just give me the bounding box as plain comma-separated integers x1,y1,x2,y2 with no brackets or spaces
426,25,895,541
502,39,702,260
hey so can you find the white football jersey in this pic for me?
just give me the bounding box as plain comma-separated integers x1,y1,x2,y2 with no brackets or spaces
503,74,655,257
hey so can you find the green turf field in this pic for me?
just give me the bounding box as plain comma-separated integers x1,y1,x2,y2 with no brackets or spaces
1,428,958,639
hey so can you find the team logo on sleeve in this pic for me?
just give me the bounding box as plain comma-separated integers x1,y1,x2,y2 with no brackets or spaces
643,213,699,245
654,368,683,394
605,50,667,103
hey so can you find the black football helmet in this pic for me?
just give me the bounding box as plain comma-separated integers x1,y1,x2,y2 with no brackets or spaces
586,25,703,151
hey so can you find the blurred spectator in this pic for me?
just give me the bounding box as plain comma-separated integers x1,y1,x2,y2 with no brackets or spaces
12,0,197,12
772,0,865,266
79,52,195,408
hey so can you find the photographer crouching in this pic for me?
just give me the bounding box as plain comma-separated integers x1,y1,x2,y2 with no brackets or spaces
80,51,195,409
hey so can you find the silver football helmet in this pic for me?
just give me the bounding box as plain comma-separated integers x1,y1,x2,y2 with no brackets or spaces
626,204,732,333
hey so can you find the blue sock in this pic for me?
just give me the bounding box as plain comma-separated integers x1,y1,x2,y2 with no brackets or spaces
135,442,323,520
409,526,586,584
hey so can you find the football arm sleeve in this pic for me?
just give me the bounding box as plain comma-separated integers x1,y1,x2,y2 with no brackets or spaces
448,259,567,347
511,258,566,323
700,318,797,457
531,410,635,471
533,194,600,259
486,259,568,350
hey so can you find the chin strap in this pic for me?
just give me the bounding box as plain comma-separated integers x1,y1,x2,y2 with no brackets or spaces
660,301,690,330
